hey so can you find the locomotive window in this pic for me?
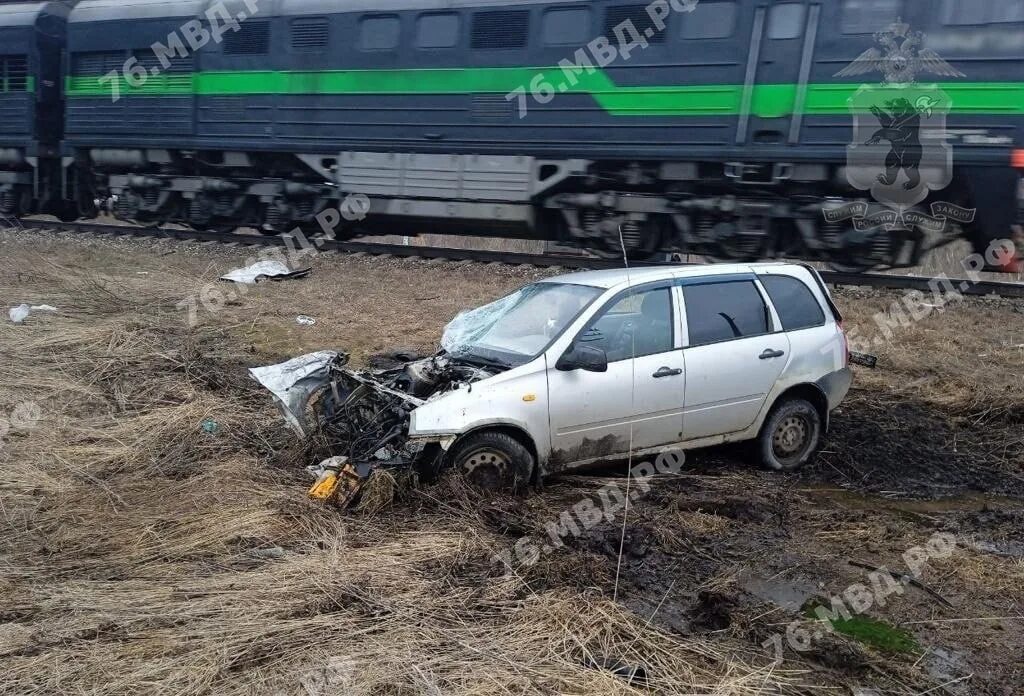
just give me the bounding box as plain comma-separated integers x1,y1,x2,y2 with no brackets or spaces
767,3,806,39
291,17,329,51
681,2,737,39
605,4,667,43
0,55,28,92
72,51,125,76
840,0,902,34
942,0,1024,25
416,13,460,49
543,7,592,46
471,10,529,50
223,20,270,55
360,15,401,51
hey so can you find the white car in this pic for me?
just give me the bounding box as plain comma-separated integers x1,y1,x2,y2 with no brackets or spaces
256,262,853,499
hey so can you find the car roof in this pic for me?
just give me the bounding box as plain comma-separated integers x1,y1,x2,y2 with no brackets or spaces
543,262,802,290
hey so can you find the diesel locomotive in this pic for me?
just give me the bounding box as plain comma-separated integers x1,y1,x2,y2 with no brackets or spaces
1,0,1022,270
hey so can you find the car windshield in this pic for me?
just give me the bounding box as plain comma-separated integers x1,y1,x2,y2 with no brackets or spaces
442,282,602,367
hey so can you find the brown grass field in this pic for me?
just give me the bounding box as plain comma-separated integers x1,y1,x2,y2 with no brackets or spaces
0,229,1022,695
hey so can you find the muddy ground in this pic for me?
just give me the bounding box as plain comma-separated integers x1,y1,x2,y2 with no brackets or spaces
0,228,1022,695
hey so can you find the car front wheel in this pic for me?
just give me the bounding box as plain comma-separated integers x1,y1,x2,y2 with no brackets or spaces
449,431,534,493
758,398,822,472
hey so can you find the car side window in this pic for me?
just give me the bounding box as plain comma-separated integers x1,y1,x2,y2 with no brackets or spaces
760,275,826,331
578,287,674,362
683,280,770,346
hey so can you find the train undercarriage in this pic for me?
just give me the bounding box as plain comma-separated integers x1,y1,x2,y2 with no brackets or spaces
72,149,997,272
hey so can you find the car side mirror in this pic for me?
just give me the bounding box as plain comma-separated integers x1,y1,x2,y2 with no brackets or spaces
556,343,609,373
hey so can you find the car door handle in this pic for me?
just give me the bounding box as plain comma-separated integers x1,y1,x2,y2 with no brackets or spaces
759,349,785,360
653,367,683,378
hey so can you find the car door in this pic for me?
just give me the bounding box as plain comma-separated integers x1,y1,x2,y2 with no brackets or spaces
679,274,791,441
546,282,685,467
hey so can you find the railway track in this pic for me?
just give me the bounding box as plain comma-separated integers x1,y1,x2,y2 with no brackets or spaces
8,217,1024,300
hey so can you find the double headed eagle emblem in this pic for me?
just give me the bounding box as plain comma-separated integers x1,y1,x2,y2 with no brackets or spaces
835,19,963,84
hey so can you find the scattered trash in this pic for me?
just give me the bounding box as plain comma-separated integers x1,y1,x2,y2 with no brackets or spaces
582,656,649,686
8,304,58,323
220,260,312,285
295,315,316,326
849,351,879,369
201,419,219,435
248,546,285,560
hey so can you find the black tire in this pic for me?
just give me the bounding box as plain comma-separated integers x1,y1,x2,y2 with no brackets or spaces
449,431,534,493
757,398,822,472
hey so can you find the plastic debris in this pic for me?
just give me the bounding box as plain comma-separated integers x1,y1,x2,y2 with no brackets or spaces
8,304,58,323
220,260,312,285
201,419,219,435
296,315,316,326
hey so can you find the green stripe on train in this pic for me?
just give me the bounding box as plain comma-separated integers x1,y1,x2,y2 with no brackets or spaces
64,67,1024,117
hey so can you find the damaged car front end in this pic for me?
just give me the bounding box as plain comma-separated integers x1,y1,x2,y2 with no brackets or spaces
251,281,604,506
250,349,501,507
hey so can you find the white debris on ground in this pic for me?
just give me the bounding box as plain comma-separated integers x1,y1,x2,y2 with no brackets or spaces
220,260,311,284
8,304,57,323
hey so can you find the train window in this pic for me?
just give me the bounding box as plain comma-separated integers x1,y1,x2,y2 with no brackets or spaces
223,20,270,55
416,13,460,49
543,7,592,46
360,15,401,51
942,0,1024,25
71,51,125,76
471,10,529,50
840,0,902,34
291,17,329,52
681,2,737,39
767,3,806,39
605,4,667,43
0,55,28,92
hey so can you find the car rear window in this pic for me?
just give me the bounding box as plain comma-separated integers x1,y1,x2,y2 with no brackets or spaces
760,275,826,331
683,280,770,346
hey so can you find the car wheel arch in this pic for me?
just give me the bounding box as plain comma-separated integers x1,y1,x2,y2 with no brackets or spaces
764,383,830,433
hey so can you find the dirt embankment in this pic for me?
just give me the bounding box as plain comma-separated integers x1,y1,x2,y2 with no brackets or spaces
1,230,1022,694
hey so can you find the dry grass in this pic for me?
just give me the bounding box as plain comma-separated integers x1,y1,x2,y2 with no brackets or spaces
0,241,801,694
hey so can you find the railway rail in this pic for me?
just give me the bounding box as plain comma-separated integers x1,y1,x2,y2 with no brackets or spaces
7,217,1024,300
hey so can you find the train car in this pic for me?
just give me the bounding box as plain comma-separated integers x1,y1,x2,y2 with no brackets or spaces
62,0,1023,269
0,1,68,218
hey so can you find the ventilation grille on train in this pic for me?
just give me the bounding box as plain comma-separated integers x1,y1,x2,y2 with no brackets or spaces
291,18,329,51
72,51,125,76
604,4,666,43
131,49,192,74
0,55,28,91
224,20,270,55
471,10,529,50
471,94,514,120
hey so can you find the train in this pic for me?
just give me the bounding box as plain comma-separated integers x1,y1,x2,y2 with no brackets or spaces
1,0,1022,270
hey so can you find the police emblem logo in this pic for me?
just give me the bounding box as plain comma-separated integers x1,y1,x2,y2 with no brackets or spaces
830,20,976,230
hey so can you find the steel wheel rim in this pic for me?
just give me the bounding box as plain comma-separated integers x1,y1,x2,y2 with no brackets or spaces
461,447,511,478
772,415,810,459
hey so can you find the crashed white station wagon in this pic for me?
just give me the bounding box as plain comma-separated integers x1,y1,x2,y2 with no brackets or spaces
254,262,853,504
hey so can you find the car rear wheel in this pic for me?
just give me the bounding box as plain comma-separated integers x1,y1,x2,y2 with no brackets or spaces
449,431,534,493
758,398,822,472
